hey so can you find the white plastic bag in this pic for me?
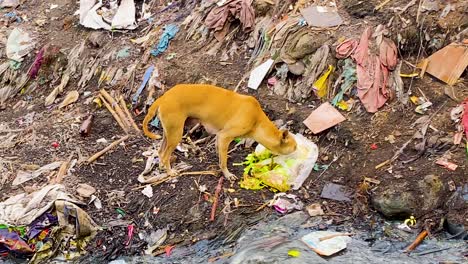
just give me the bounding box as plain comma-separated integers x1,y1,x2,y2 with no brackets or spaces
254,133,319,190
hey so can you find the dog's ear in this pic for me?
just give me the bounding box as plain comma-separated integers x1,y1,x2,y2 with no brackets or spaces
281,129,289,141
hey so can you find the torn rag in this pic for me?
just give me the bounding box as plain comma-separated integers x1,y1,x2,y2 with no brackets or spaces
336,27,397,113
205,0,255,41
150,24,179,57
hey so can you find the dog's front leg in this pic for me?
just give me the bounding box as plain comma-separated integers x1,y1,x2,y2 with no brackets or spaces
216,134,237,181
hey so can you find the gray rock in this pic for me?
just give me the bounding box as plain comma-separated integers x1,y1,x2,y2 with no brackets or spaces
371,183,417,218
372,175,445,218
418,174,444,211
288,61,306,75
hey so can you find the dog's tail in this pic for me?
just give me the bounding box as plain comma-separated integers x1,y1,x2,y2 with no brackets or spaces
143,98,162,139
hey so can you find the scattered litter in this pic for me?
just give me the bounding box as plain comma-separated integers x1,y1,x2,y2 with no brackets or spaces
435,158,458,171
144,228,168,255
1,0,19,8
58,90,79,109
151,24,179,56
141,185,153,198
205,0,255,41
336,25,397,113
268,193,304,214
415,101,433,114
301,231,353,256
320,183,352,202
76,183,97,198
417,42,468,85
288,249,301,258
303,102,346,134
300,5,343,28
306,203,324,217
80,114,94,136
247,59,274,90
116,47,131,59
313,65,334,98
125,224,135,247
12,161,62,186
404,215,417,226
89,195,102,209
237,133,318,192
28,46,45,79
6,28,34,68
79,0,137,30
132,65,155,105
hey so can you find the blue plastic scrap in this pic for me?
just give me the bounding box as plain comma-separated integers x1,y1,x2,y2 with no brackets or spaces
150,117,160,128
150,24,179,57
132,65,155,105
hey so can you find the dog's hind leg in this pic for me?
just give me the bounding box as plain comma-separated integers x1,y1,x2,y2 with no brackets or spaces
158,112,185,176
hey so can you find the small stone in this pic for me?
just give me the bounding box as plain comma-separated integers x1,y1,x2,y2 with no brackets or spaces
418,174,444,211
76,184,96,198
288,61,306,75
306,203,324,216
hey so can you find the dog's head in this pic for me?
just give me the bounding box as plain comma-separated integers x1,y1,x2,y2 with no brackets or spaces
269,129,297,155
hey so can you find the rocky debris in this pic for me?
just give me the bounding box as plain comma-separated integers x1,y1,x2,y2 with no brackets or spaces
372,175,446,218
76,183,97,198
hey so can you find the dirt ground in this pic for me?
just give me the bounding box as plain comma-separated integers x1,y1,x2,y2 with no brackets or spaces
0,0,467,262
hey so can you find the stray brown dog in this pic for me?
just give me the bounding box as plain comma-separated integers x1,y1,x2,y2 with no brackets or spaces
143,84,297,181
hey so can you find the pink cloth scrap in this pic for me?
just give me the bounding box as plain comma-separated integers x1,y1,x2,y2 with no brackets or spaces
336,27,398,113
205,0,255,41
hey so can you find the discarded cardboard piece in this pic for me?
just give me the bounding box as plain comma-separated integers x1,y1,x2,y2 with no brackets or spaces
300,5,343,28
417,42,468,85
303,102,346,134
248,59,274,90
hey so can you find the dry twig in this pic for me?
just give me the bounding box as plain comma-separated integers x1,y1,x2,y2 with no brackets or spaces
404,230,428,252
210,176,224,221
87,135,130,163
99,94,129,133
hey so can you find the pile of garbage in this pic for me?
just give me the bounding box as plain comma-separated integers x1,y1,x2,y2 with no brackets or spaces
0,184,97,263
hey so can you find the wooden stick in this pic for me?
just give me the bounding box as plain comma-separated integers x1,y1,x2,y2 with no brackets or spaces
375,0,392,10
404,230,428,252
87,135,130,163
194,136,212,145
119,96,141,132
53,154,73,184
210,176,224,221
132,170,218,190
100,89,132,129
184,123,201,137
99,94,129,133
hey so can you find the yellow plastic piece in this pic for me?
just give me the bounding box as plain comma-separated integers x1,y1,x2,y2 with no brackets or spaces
93,97,102,108
400,73,419,78
336,100,349,111
314,65,334,98
404,215,416,226
288,249,301,257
